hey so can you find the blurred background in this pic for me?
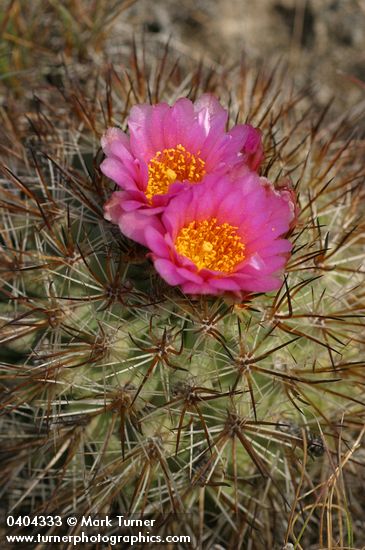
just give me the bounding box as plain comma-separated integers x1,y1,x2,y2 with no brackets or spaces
1,0,365,116
131,0,365,110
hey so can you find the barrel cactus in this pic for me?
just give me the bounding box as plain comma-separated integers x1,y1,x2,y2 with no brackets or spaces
1,38,365,549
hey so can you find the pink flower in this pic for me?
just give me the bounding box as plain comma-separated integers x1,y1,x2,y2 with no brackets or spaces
143,171,296,297
101,94,263,245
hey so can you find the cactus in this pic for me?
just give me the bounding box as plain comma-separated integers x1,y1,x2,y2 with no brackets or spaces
1,35,365,550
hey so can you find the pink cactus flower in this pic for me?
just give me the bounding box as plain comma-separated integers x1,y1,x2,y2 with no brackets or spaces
101,94,263,245
143,171,296,297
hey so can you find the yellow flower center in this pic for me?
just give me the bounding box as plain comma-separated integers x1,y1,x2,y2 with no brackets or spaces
175,218,245,273
146,144,206,202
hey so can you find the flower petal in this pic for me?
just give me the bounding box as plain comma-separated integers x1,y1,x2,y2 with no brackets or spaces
117,211,164,247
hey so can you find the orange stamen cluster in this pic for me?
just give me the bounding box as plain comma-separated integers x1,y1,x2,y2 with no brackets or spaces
175,218,245,273
146,144,206,202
